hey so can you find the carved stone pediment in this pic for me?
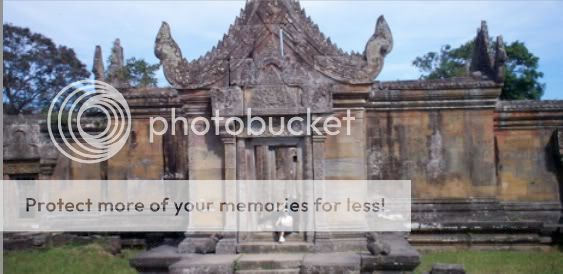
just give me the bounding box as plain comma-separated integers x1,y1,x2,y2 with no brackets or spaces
230,54,312,87
155,0,393,88
210,86,244,117
210,84,331,117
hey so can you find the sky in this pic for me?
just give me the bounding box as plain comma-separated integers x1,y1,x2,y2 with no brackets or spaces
4,0,563,99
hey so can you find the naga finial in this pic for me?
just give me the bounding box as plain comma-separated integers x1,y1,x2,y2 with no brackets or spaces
155,22,186,86
364,15,393,79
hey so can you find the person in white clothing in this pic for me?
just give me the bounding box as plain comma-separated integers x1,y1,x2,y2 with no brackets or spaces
274,210,293,243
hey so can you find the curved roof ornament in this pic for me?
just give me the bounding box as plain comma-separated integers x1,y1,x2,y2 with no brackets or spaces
365,15,394,79
314,15,393,84
155,22,188,87
155,0,394,88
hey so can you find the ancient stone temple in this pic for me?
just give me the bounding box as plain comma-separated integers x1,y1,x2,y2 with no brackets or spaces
3,0,563,273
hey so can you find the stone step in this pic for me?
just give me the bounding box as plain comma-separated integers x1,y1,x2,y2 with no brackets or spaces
237,254,304,270
236,269,301,274
243,232,304,242
238,241,313,253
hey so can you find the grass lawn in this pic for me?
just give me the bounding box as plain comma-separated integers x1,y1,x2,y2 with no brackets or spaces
415,249,563,274
5,245,563,274
4,244,141,274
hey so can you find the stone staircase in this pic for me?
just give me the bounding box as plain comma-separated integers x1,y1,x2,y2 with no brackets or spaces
238,241,313,253
235,233,309,273
236,254,303,274
131,233,421,274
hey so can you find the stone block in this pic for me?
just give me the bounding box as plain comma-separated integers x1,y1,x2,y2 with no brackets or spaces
178,237,214,254
237,254,303,271
51,233,76,247
169,254,239,274
430,263,465,274
215,238,237,254
361,234,420,273
130,245,185,274
302,252,360,274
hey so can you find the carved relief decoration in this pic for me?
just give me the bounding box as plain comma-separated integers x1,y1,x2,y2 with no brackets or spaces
154,0,393,89
210,86,244,117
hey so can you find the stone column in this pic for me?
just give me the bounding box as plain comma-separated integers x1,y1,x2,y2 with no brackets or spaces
216,135,238,253
255,145,269,180
311,126,335,251
303,136,314,241
303,136,313,180
312,135,326,180
236,138,247,180
222,136,237,180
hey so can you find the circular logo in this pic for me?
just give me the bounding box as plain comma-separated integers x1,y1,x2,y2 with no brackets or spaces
47,80,131,163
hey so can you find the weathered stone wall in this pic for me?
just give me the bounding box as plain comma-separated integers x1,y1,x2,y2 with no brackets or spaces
366,81,563,208
366,80,501,200
494,101,563,202
108,119,165,180
367,109,497,199
187,127,224,180
325,109,367,180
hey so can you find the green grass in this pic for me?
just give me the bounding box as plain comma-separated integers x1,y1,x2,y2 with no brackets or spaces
415,249,563,274
5,245,563,274
4,244,141,274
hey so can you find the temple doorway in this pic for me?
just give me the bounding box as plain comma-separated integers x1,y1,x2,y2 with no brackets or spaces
238,138,308,243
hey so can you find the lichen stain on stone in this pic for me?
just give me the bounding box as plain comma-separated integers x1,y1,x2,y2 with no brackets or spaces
426,129,445,181
367,149,384,179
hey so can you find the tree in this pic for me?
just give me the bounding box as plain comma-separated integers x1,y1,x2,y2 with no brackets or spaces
124,58,160,88
3,23,90,114
106,57,160,88
413,40,545,100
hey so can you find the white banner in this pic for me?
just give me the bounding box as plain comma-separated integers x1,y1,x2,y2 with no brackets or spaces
3,180,411,232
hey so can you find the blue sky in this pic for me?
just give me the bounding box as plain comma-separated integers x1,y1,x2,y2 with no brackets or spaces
4,0,563,99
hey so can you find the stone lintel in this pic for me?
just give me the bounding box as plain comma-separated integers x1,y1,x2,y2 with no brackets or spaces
367,82,501,111
376,78,501,90
494,100,563,130
495,100,563,112
124,88,182,118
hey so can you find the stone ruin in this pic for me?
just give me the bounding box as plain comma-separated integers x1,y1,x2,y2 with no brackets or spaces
4,0,563,273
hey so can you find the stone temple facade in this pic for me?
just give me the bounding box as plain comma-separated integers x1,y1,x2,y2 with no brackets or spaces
3,0,563,273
